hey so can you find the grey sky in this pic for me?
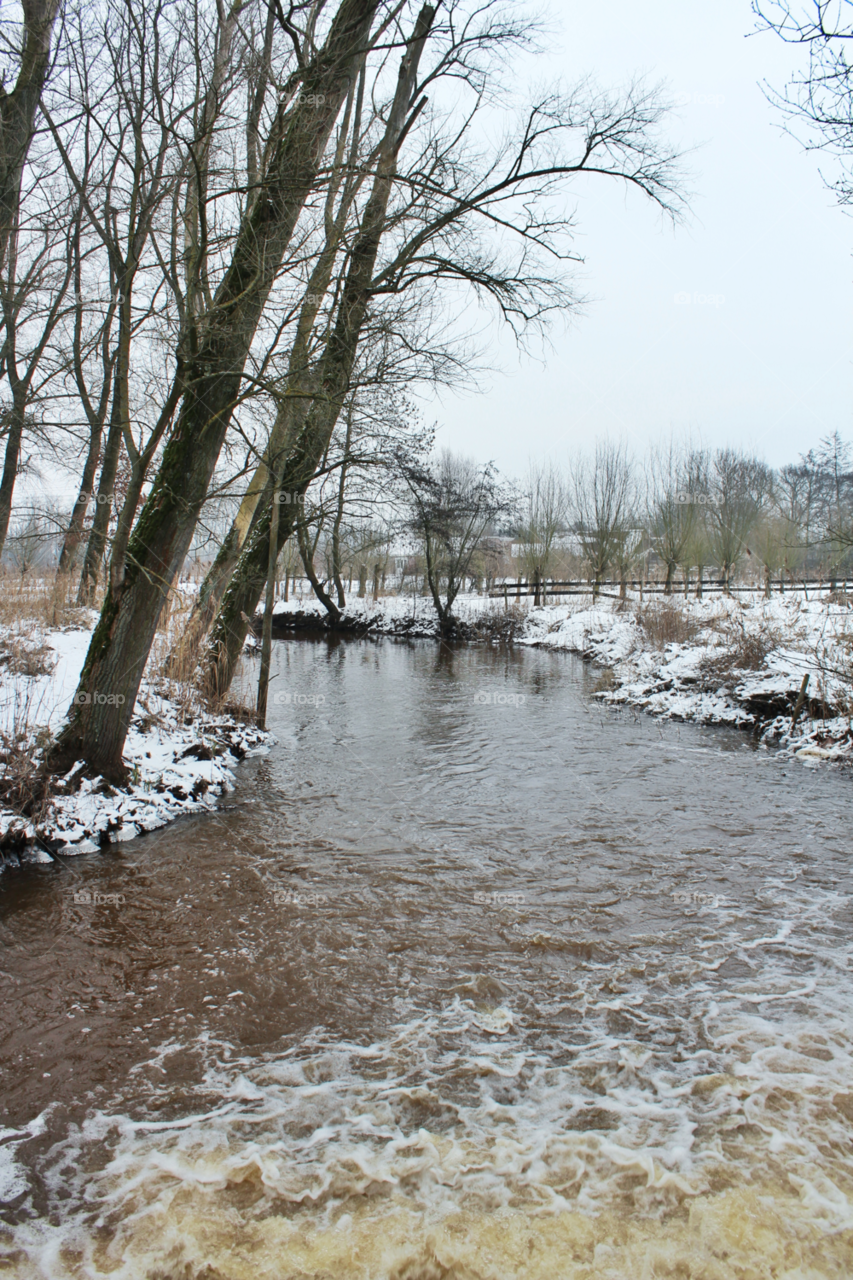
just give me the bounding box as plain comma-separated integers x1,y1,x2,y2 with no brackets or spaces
427,0,852,475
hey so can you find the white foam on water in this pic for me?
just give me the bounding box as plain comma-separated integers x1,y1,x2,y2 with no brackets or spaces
2,877,852,1277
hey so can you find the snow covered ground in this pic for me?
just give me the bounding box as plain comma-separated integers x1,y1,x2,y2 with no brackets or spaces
2,585,850,861
0,616,271,860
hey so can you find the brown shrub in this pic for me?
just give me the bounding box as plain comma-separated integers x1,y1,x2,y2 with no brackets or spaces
470,603,528,644
634,601,703,650
0,632,55,677
698,615,777,685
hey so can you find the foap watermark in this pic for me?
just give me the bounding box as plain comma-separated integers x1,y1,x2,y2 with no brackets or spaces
474,891,525,906
273,491,306,505
674,492,721,508
73,890,126,906
273,691,325,706
671,890,721,908
674,90,726,108
674,291,725,307
296,92,326,107
282,292,324,306
473,690,526,706
272,889,327,906
74,690,125,705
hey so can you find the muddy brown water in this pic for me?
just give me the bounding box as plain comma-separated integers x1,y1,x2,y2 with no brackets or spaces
1,636,852,1278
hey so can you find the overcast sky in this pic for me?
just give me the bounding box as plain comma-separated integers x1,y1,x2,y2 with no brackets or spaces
425,0,852,476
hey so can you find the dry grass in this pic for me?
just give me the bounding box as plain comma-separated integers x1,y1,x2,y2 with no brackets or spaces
698,615,779,685
149,583,258,724
0,675,56,834
0,569,100,630
0,631,55,677
634,600,704,650
470,602,528,644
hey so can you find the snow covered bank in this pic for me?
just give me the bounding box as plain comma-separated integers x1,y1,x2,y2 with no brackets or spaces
0,618,271,861
272,589,853,764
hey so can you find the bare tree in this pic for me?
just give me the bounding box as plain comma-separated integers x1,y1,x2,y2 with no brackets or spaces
0,175,75,558
646,438,699,594
571,440,635,598
399,448,506,632
51,0,386,778
0,0,61,270
515,460,569,605
201,60,688,697
707,448,771,590
754,0,853,205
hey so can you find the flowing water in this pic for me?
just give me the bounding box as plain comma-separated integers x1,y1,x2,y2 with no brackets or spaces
1,637,852,1279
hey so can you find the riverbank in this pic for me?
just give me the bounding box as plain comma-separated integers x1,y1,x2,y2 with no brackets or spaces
0,615,271,860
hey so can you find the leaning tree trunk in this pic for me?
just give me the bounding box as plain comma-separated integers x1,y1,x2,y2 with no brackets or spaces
298,517,341,621
164,387,312,677
0,0,61,272
202,5,436,698
49,0,382,780
0,392,27,558
77,303,133,604
164,78,363,678
199,7,432,701
58,426,104,576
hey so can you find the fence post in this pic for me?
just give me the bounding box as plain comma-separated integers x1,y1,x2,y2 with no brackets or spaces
790,673,810,734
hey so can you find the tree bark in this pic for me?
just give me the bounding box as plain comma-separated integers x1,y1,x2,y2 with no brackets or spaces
58,224,118,576
0,393,27,553
256,452,283,730
0,0,61,270
298,515,341,620
76,397,124,604
50,0,382,779
164,68,364,674
202,6,436,696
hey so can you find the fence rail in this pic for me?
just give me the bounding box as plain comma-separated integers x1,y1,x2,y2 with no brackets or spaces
487,578,853,599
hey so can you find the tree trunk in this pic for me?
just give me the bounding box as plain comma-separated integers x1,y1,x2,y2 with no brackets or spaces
57,430,103,576
50,0,382,779
664,560,674,595
331,406,352,608
0,394,27,557
164,203,356,668
76,406,124,605
256,456,283,729
200,4,436,699
298,518,341,621
0,0,61,271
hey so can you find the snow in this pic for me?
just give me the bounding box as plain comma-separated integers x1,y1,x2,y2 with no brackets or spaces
0,618,271,859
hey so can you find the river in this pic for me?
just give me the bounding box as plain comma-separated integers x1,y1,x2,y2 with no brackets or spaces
1,636,852,1278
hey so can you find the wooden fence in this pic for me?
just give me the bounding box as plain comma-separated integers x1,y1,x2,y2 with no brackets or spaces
488,577,853,600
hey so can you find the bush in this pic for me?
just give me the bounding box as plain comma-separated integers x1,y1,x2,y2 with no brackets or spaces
698,615,777,685
634,601,702,649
